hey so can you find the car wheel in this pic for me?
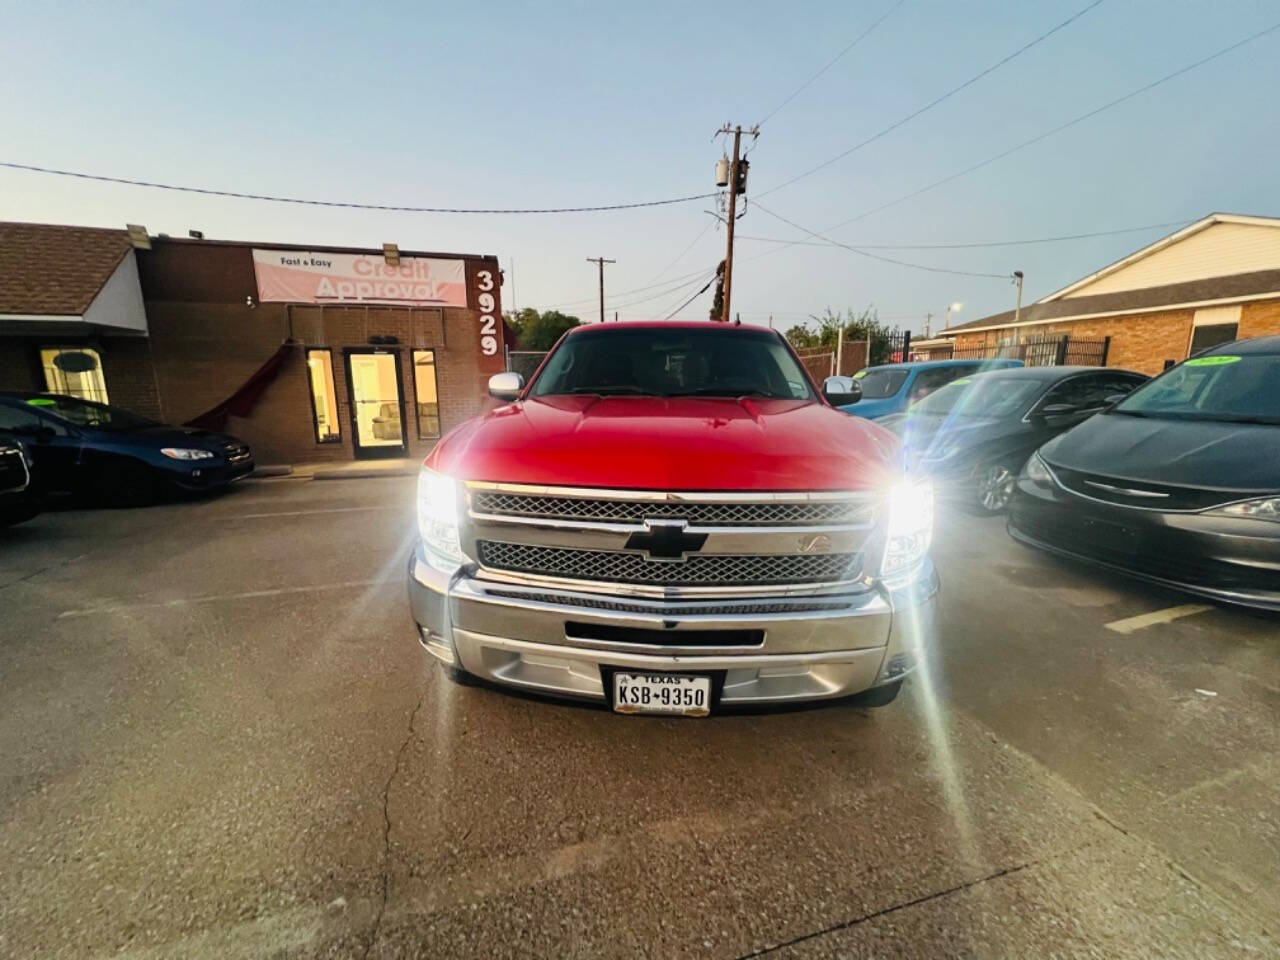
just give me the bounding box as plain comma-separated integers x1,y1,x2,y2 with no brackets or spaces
101,459,157,507
973,462,1017,513
848,679,902,708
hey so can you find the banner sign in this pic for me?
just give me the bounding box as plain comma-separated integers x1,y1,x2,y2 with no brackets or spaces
252,249,468,307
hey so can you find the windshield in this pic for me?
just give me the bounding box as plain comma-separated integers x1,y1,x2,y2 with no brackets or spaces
1114,353,1280,424
24,395,159,429
852,367,909,399
909,376,1042,419
529,328,814,400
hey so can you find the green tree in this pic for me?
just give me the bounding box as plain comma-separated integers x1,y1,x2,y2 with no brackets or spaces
785,307,903,366
708,260,725,322
505,308,582,351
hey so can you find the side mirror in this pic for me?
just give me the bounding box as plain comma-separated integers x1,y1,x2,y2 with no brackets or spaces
1102,393,1128,407
822,376,862,407
488,371,525,402
1036,402,1078,420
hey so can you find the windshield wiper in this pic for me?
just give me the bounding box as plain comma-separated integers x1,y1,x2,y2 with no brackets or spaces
568,386,648,396
667,388,791,399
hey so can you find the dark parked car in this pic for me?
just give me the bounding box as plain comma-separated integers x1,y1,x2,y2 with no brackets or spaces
1009,336,1280,611
1,436,40,526
0,393,254,506
881,366,1148,512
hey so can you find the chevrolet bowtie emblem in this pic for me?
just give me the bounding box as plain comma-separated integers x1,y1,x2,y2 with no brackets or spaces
625,519,708,561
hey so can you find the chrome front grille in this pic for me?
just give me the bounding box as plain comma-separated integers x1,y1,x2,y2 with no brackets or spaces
483,589,855,616
476,541,860,587
470,491,869,527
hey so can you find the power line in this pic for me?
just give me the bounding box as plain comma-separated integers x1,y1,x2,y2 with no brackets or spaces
541,263,715,311
0,161,715,215
758,0,1108,197
756,0,907,128
735,218,1192,250
753,202,1011,279
659,275,718,321
609,268,719,312
821,19,1280,232
646,219,716,283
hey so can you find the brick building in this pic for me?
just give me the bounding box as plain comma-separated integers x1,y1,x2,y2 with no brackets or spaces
0,221,506,463
934,213,1280,375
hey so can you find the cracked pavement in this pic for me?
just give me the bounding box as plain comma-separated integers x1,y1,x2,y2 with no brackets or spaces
0,476,1276,958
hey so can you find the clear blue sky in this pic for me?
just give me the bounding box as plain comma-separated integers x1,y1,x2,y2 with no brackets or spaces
2,1,1277,335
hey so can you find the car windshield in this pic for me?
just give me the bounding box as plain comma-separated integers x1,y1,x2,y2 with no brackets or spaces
852,367,910,399
1113,353,1280,424
529,327,813,399
909,376,1042,419
23,395,159,430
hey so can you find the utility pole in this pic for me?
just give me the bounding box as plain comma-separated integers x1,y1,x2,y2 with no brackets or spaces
716,123,758,323
585,257,615,324
1013,270,1024,325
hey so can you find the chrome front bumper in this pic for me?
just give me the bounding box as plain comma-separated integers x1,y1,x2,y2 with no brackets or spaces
406,546,939,707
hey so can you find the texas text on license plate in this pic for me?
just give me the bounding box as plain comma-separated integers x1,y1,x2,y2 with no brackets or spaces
613,672,711,717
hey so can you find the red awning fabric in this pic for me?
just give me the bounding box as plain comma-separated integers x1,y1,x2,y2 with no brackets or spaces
184,340,295,431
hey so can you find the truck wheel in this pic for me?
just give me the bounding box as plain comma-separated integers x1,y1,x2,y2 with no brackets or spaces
849,680,902,708
101,460,157,507
973,462,1016,513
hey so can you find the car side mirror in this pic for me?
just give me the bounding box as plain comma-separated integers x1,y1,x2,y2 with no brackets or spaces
1102,393,1128,407
822,376,862,407
488,371,525,402
1035,402,1078,421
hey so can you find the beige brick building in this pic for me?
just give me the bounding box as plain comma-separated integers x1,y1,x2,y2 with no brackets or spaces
934,214,1280,375
0,222,507,464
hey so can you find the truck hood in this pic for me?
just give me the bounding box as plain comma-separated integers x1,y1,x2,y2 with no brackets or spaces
429,395,901,491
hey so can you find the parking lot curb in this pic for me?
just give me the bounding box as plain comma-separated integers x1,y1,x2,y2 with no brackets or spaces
311,467,418,480
249,465,294,478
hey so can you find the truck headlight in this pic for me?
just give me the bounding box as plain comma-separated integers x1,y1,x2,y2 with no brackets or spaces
881,478,933,578
1024,452,1054,486
1208,497,1280,522
417,466,465,571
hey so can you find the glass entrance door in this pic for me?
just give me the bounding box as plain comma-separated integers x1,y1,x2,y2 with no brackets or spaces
344,350,406,458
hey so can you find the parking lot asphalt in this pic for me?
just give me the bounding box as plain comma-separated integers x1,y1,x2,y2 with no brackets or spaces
1,477,1276,959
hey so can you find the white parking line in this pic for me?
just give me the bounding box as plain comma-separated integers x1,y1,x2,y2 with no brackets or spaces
1104,604,1214,634
233,506,404,519
57,578,400,618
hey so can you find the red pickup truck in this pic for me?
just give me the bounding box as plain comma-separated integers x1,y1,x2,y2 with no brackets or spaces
407,321,937,716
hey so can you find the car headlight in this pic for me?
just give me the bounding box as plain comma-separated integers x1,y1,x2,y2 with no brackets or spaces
1208,497,1280,522
418,466,466,571
1024,452,1054,486
881,478,933,578
161,447,216,460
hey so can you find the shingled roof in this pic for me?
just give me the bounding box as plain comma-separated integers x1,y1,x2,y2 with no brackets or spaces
0,221,133,316
943,268,1280,336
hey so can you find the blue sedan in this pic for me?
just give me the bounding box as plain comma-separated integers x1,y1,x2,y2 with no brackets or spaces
0,392,253,506
839,358,1024,420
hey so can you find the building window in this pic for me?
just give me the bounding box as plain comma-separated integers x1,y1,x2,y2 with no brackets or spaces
1189,305,1241,357
412,349,441,439
306,349,341,442
40,347,109,403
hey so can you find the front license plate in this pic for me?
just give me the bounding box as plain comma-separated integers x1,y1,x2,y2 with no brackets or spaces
613,673,711,717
